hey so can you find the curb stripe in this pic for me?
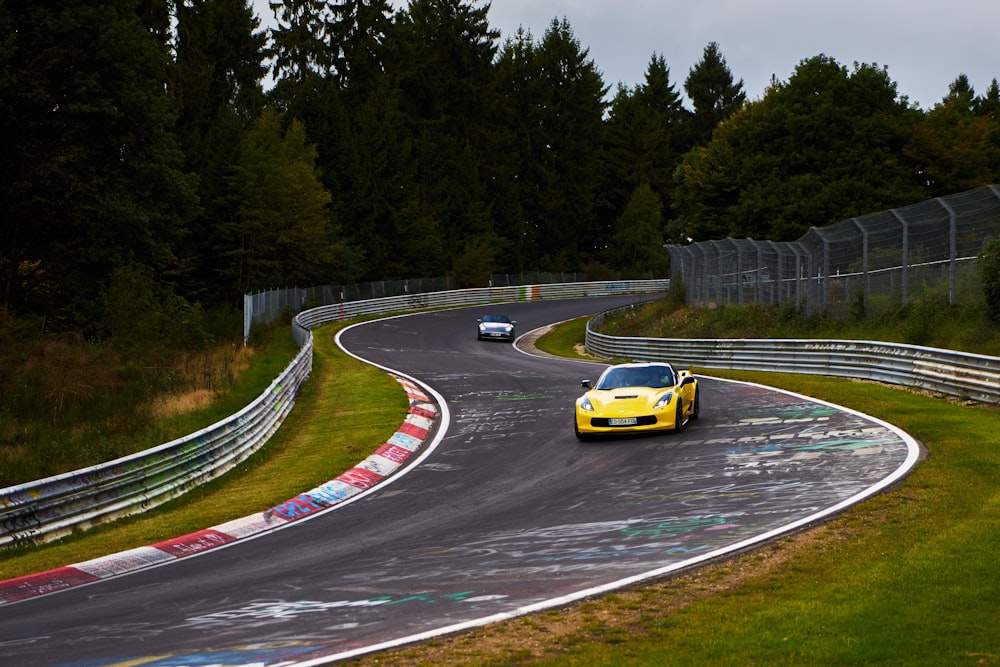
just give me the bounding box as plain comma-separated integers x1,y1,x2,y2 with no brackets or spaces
0,374,438,605
0,567,100,603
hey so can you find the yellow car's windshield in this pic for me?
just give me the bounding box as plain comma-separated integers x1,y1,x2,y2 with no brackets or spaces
596,365,675,390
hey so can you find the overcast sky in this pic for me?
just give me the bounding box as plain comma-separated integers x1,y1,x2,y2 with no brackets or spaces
253,1,999,110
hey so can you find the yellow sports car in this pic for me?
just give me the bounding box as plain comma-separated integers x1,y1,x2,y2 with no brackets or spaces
574,362,699,440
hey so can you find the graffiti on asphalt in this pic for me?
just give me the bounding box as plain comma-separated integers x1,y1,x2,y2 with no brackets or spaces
182,591,509,629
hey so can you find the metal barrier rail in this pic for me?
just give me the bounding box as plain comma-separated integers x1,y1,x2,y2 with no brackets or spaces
1,280,668,548
586,306,1000,404
292,280,669,346
0,338,314,548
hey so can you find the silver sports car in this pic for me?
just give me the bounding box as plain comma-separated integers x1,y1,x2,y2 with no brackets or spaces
477,314,516,341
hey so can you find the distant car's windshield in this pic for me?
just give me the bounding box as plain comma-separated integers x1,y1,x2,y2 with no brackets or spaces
596,365,675,390
481,315,511,323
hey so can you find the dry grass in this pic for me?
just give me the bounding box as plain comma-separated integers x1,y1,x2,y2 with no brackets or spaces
0,321,265,486
148,347,255,419
149,389,218,419
172,344,256,392
20,334,123,421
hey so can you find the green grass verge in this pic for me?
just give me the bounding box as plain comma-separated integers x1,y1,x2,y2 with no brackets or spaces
0,321,407,580
602,296,1000,357
532,316,594,359
361,320,1000,666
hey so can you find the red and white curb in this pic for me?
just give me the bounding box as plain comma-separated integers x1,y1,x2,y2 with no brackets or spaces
0,376,437,605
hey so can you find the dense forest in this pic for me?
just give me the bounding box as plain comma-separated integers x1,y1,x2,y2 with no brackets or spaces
2,0,1000,339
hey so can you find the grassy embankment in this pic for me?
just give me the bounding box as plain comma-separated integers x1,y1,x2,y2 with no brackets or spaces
0,321,407,579
3,298,1000,666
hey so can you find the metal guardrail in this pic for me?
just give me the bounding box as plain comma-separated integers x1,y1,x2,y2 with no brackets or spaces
586,306,1000,404
1,280,668,548
0,338,314,548
244,272,645,345
292,280,669,346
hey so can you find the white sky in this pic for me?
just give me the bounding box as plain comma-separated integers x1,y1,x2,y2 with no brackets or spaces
252,0,999,110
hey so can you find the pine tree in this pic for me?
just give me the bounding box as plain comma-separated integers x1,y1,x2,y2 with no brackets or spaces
172,0,268,304
327,0,394,96
684,42,745,147
0,0,197,329
604,53,687,259
173,0,266,155
387,0,501,277
268,0,336,84
901,73,998,196
528,18,607,270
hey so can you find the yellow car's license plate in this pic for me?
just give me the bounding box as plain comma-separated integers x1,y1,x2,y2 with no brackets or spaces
609,417,638,426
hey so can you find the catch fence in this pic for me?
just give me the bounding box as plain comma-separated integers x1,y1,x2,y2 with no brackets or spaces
665,185,1000,317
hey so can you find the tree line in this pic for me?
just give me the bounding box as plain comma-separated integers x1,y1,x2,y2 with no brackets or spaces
2,0,999,341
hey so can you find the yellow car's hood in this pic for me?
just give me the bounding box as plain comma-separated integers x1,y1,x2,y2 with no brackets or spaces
585,386,669,415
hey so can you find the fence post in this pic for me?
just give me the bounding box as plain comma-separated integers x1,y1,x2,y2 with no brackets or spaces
937,198,958,304
851,218,869,312
808,227,831,313
663,185,998,317
790,242,807,311
890,209,909,306
243,293,252,346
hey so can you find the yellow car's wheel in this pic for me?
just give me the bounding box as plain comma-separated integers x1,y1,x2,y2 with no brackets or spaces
672,402,684,433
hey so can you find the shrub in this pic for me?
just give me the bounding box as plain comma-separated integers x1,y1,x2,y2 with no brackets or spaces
980,237,1000,323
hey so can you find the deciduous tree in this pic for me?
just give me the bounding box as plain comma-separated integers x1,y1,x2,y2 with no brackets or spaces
900,74,1000,196
676,55,924,242
613,184,667,276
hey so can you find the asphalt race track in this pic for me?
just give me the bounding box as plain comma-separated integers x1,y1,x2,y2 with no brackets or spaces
0,296,921,666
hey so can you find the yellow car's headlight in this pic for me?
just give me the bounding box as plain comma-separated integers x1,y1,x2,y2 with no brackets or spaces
579,397,595,412
653,392,674,410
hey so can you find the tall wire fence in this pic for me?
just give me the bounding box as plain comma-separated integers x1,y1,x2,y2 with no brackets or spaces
665,184,1000,317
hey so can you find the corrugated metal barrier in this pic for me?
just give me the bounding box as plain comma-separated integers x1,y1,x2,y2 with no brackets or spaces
586,305,1000,404
0,339,314,548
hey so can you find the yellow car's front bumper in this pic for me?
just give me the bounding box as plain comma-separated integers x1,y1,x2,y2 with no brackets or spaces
574,403,680,437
